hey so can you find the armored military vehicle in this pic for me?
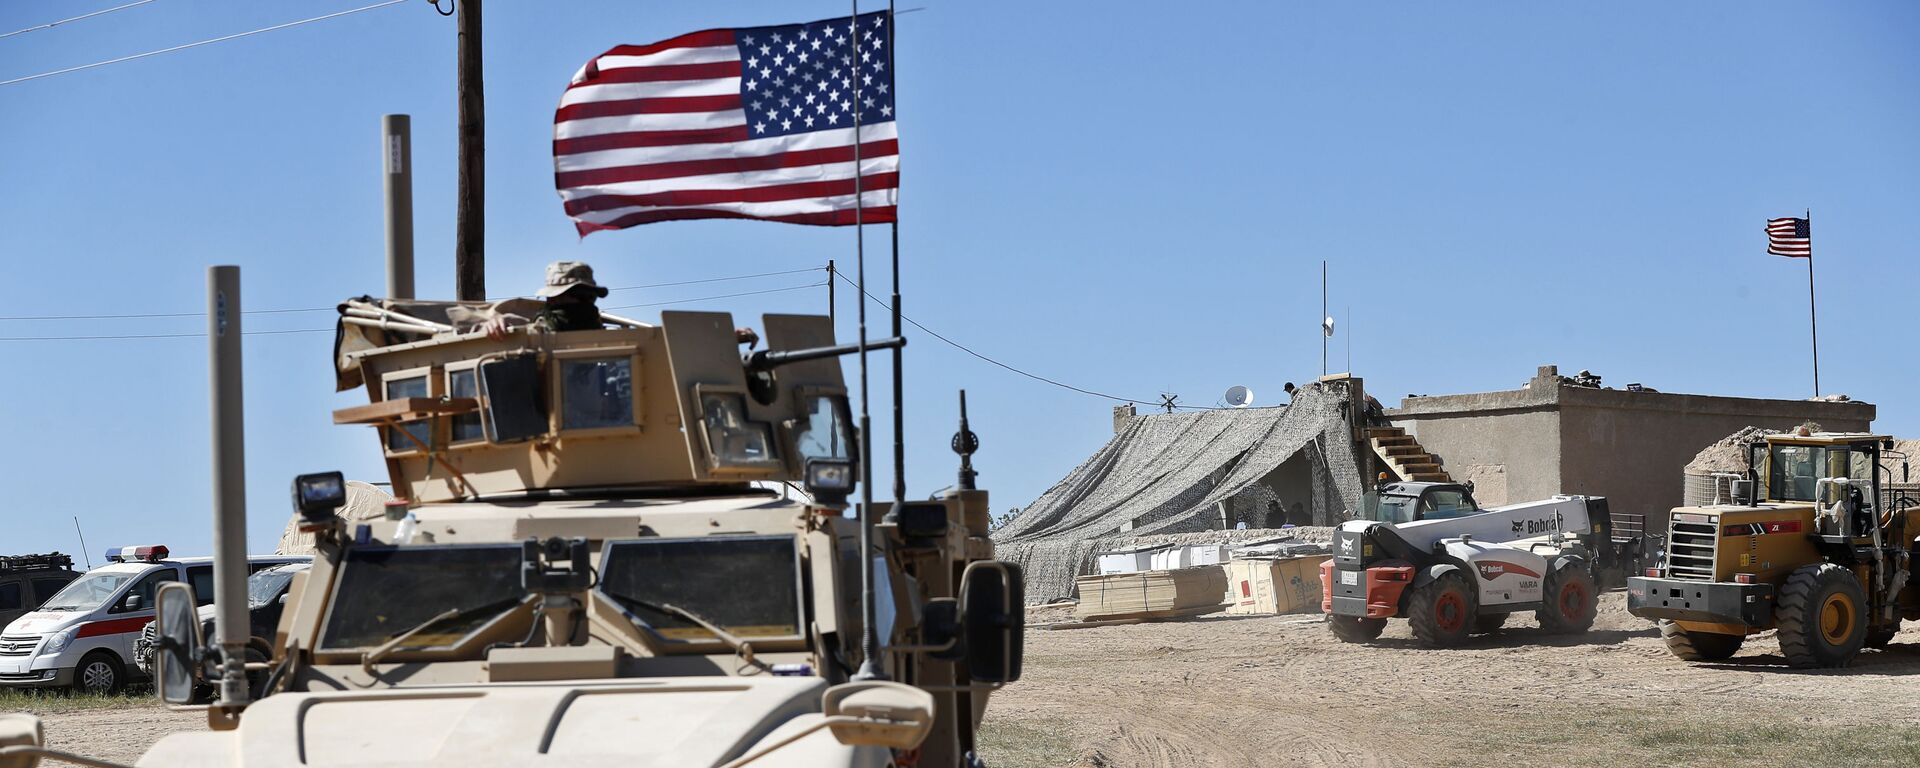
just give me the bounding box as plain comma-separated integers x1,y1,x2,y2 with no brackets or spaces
0,294,1023,768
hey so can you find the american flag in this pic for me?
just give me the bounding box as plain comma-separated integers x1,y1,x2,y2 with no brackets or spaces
1766,217,1811,258
554,11,898,235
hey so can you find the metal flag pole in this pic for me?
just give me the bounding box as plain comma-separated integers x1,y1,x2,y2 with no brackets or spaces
1320,261,1327,377
850,1,886,684
827,259,836,329
1806,208,1819,397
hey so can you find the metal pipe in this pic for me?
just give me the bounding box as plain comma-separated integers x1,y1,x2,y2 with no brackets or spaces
207,266,251,711
745,337,904,372
383,114,415,300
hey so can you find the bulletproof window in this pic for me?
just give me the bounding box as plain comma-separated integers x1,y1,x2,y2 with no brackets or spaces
385,375,431,452
447,368,485,442
597,536,803,643
698,392,780,470
560,356,634,431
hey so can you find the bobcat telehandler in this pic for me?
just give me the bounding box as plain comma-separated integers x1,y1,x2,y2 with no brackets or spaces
1321,481,1633,646
1628,430,1918,668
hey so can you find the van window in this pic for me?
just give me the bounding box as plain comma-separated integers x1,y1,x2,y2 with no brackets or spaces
188,566,216,606
0,583,20,611
112,571,179,614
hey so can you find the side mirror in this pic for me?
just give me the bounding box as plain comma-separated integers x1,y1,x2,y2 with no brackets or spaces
154,582,203,705
0,713,45,768
822,681,935,750
119,593,143,612
959,560,1024,684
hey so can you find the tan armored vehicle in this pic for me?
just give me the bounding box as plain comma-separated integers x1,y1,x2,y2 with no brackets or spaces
0,297,1022,767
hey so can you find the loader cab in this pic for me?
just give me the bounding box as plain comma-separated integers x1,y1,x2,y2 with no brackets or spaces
1366,482,1481,524
1748,432,1890,509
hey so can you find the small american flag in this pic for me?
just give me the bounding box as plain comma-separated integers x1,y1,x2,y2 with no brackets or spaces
554,11,898,235
1766,217,1811,258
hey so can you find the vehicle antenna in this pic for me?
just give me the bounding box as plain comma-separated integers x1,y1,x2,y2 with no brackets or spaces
954,390,979,490
72,516,93,569
850,0,886,684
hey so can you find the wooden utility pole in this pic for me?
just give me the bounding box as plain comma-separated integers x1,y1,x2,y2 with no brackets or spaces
455,0,485,301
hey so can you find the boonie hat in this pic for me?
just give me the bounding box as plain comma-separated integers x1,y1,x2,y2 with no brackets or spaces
536,260,610,298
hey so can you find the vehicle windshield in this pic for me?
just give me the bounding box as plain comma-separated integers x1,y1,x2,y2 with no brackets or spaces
318,545,526,651
37,571,135,612
1369,493,1418,524
247,566,304,609
597,536,802,642
1767,444,1874,503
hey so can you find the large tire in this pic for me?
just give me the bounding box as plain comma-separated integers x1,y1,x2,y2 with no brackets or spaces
72,651,124,696
1865,620,1901,649
1407,570,1475,647
1776,563,1868,669
1474,613,1508,633
1659,620,1744,661
1327,615,1387,643
1536,558,1599,634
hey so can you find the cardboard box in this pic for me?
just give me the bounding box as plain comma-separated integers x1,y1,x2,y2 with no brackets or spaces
1225,555,1331,615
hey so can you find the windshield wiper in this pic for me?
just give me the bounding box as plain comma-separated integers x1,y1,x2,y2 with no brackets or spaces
359,596,532,677
612,593,764,670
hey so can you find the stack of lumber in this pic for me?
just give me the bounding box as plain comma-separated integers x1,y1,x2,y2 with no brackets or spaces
1073,565,1227,621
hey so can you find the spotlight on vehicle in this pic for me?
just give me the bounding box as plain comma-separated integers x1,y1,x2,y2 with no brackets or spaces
292,471,348,522
805,458,854,506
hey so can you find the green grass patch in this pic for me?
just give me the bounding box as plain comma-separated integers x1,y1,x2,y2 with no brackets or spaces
0,687,151,715
977,714,1081,768
1410,702,1920,768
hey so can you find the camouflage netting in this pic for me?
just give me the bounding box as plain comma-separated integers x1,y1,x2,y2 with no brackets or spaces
992,381,1365,603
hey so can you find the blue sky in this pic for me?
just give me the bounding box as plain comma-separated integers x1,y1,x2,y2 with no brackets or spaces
2,1,1915,558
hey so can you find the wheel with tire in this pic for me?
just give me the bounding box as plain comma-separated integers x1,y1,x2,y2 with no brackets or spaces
1864,620,1900,649
1408,570,1475,647
1474,613,1508,633
1327,615,1387,643
1537,558,1598,634
1776,563,1868,669
1659,620,1744,661
72,651,124,696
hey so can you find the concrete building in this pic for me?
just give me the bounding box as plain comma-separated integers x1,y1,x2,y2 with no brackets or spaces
1387,365,1875,531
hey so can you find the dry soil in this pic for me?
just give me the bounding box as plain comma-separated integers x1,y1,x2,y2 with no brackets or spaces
21,595,1920,767
978,593,1920,767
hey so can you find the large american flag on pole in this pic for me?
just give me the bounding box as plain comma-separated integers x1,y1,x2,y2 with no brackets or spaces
1766,217,1811,257
554,11,897,235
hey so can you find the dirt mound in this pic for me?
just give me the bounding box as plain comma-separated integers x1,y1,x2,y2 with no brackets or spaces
1683,427,1779,475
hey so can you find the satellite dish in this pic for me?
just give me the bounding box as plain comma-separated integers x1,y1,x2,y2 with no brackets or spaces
1322,316,1336,337
1224,385,1254,408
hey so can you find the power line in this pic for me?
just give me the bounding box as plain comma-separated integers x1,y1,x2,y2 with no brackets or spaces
0,266,830,321
0,328,331,342
0,0,158,41
829,272,1210,410
0,0,409,87
0,280,830,341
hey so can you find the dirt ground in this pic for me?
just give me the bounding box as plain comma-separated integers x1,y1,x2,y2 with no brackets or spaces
978,593,1920,768
19,595,1919,767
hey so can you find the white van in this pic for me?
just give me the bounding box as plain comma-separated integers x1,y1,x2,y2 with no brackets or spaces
0,546,304,694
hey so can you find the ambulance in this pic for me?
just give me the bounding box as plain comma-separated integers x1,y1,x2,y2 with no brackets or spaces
0,546,302,694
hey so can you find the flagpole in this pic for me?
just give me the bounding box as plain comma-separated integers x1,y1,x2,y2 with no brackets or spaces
1807,208,1819,397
